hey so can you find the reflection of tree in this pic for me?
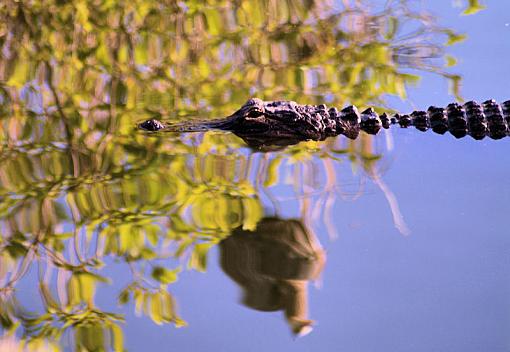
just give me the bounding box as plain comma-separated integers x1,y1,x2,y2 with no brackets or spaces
220,217,325,336
0,131,406,348
0,0,473,350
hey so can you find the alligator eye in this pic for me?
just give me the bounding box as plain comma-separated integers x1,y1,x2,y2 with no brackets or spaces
247,110,264,118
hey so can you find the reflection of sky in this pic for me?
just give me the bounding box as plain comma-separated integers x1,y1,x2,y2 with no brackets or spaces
13,2,510,351
402,1,510,108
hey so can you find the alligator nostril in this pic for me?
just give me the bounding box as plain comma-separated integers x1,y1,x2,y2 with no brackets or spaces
139,119,164,131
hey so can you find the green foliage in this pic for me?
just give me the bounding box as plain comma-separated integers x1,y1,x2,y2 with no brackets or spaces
461,0,486,15
152,266,180,284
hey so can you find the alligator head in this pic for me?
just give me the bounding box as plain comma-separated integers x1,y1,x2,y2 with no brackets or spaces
224,98,342,148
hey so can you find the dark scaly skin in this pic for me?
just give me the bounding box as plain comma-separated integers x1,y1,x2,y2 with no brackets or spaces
139,98,510,148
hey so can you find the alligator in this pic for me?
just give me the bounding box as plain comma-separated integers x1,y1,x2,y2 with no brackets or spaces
139,98,510,148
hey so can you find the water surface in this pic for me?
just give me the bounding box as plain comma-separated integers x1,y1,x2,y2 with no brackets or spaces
0,1,509,351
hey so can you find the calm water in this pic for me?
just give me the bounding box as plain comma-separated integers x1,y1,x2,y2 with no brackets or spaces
1,1,509,351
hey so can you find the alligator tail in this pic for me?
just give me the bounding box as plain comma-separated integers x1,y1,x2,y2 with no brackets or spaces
339,99,510,140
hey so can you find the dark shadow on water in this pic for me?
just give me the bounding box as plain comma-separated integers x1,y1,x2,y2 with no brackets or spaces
220,217,325,336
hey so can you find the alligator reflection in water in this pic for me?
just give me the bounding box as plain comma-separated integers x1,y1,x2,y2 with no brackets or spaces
140,98,510,148
220,217,325,336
